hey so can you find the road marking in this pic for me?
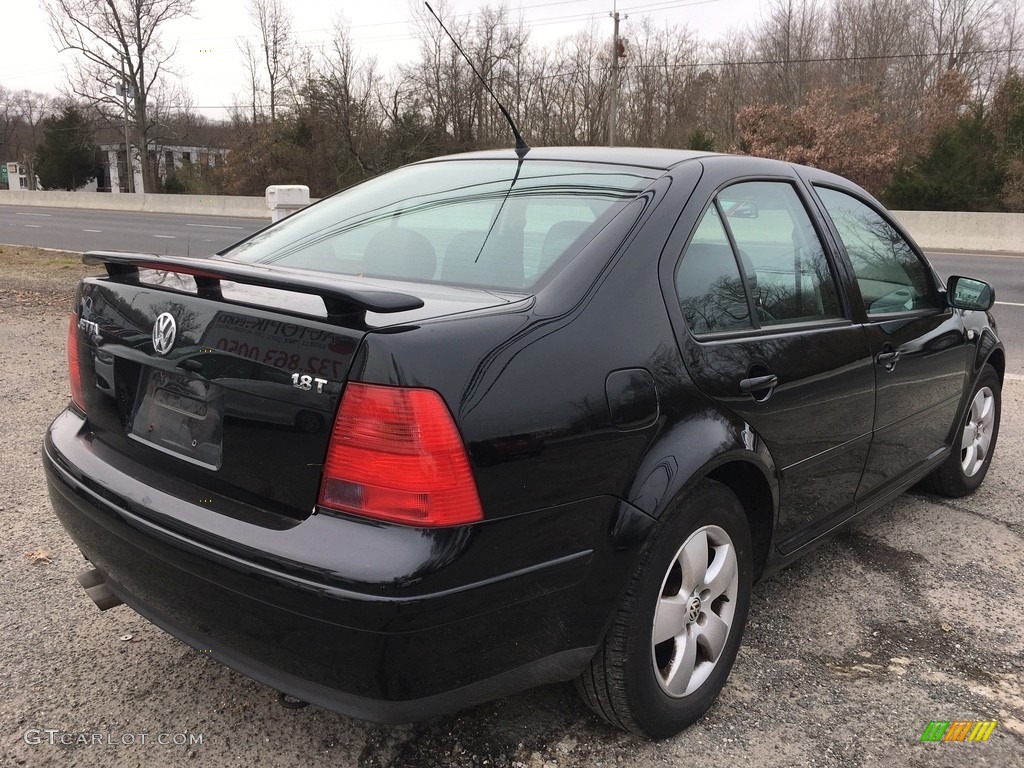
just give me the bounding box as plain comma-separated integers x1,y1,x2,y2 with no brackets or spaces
24,224,41,228
926,250,1024,260
185,223,244,230
83,229,102,233
15,212,51,217
995,301,1024,307
153,235,176,239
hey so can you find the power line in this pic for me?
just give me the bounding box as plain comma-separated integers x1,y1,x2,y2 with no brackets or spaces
173,0,725,55
635,45,1024,70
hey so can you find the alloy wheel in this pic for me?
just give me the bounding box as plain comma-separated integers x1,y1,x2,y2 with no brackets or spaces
961,386,996,477
651,524,739,697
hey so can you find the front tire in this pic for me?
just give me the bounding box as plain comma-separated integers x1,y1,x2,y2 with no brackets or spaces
924,364,1001,497
577,479,752,739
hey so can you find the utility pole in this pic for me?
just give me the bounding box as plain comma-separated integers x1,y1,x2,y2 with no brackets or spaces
608,6,626,147
118,54,135,193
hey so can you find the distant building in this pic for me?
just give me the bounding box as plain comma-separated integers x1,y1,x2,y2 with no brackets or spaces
2,162,29,190
98,143,229,193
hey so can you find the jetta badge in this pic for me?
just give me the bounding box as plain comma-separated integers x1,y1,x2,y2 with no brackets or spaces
152,312,177,356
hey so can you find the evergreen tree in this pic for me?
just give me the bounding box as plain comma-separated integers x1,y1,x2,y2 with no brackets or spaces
990,73,1024,211
35,105,99,190
884,107,1004,211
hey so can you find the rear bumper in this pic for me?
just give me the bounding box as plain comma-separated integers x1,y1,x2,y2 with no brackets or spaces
43,409,653,722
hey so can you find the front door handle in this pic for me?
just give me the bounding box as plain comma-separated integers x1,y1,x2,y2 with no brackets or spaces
739,374,779,399
876,349,901,371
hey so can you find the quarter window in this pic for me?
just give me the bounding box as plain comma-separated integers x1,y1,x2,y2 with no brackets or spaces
676,205,752,334
815,187,936,315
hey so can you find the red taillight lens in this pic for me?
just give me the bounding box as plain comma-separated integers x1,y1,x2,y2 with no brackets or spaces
67,315,86,412
318,383,483,527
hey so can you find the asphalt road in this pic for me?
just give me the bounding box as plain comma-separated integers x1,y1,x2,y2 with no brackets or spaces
0,204,264,256
0,204,1019,375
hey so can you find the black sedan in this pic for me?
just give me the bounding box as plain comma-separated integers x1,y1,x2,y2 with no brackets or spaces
44,148,1003,739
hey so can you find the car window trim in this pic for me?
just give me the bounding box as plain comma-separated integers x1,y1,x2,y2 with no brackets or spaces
687,316,856,343
672,175,853,339
713,197,762,326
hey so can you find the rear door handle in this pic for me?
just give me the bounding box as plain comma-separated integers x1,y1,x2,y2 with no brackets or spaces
876,350,901,371
739,374,779,395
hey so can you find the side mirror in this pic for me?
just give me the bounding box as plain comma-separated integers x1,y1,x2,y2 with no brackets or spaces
727,201,759,219
947,275,994,311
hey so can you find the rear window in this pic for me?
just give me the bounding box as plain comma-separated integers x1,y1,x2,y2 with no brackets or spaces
221,160,659,291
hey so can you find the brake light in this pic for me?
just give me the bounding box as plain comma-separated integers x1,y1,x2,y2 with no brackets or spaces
67,315,86,412
319,383,483,527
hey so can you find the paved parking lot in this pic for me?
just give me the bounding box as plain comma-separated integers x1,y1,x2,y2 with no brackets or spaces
1,284,1022,768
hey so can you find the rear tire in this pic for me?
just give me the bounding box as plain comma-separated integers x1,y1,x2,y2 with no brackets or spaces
924,364,1000,497
576,479,752,739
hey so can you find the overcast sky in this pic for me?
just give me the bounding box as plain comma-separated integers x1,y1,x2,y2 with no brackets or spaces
5,0,764,117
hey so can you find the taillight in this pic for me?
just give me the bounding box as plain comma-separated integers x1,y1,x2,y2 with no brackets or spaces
318,383,483,527
67,315,86,412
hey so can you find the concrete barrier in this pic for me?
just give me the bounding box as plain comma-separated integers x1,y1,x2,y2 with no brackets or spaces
0,190,1021,250
889,210,1023,253
0,189,272,219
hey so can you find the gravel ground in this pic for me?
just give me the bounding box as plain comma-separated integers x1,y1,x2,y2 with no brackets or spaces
1,250,1022,767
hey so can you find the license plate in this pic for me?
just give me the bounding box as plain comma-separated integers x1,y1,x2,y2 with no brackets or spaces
129,370,224,469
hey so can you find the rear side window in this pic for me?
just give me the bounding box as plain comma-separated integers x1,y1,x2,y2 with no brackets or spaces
676,181,842,334
676,206,753,334
222,161,659,291
815,186,936,315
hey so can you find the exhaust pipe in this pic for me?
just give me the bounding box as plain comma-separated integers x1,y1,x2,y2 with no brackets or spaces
76,568,124,611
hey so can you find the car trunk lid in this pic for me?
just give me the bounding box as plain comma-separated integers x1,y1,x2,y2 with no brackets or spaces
73,252,426,520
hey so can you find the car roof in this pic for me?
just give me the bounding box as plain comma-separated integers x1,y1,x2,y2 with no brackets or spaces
410,146,854,186
413,146,718,171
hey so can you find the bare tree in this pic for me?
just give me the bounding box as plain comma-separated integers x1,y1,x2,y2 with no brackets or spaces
0,88,56,189
618,18,705,147
0,86,21,160
13,90,57,189
44,0,196,193
705,32,755,148
405,0,473,144
996,0,1024,77
246,0,294,121
753,0,827,106
238,37,264,123
549,24,612,145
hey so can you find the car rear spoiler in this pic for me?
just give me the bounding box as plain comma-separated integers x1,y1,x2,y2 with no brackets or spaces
82,251,424,319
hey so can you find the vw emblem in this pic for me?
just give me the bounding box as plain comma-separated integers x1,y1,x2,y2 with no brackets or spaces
152,312,177,356
686,596,702,623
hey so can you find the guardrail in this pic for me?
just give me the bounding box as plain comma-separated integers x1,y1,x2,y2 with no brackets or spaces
890,210,1024,253
0,190,272,219
0,190,1021,251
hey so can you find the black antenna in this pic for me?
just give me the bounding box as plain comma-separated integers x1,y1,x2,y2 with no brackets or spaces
424,2,530,157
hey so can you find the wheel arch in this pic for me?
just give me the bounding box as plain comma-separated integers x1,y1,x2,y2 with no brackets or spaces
705,461,775,581
980,341,1005,383
626,414,780,583
943,335,1005,449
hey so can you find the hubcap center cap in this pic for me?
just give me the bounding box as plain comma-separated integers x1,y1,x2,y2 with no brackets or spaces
685,595,702,623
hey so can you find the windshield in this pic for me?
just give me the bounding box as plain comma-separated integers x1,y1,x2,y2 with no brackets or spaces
221,159,660,291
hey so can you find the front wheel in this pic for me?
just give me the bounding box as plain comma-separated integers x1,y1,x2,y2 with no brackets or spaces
577,480,752,739
924,364,1001,497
